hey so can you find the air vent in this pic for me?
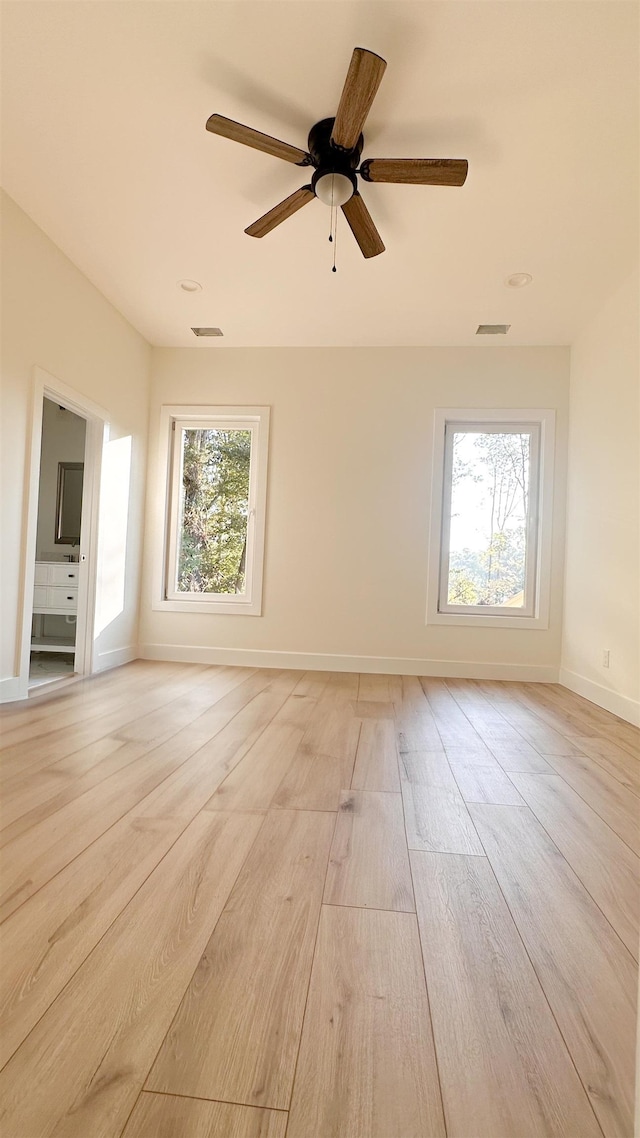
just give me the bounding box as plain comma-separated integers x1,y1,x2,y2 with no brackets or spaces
191,327,223,337
476,324,511,335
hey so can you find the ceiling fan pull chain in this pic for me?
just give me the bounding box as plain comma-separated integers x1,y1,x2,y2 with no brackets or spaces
332,205,338,273
327,173,337,271
328,172,335,243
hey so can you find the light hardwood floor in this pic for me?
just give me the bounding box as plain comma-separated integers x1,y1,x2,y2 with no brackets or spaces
0,662,637,1138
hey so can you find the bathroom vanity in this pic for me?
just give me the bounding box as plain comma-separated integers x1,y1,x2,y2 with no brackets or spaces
31,560,78,653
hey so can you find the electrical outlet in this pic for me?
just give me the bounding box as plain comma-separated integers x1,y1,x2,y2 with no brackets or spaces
602,650,610,668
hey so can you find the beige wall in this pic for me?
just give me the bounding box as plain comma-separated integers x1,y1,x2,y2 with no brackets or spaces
0,191,151,698
140,345,569,678
3,189,636,709
561,267,640,724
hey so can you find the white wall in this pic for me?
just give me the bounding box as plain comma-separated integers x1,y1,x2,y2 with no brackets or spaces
561,267,640,725
0,191,151,699
140,346,569,679
3,190,636,707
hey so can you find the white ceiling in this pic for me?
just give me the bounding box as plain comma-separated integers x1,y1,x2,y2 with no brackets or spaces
1,1,638,347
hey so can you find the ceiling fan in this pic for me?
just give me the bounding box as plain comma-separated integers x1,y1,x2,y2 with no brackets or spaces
206,47,468,259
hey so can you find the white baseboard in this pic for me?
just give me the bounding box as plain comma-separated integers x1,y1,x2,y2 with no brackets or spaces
0,675,28,704
93,645,139,673
139,643,558,682
559,667,640,727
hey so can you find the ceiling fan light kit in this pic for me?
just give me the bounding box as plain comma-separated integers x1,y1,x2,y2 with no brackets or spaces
205,46,468,260
313,172,354,207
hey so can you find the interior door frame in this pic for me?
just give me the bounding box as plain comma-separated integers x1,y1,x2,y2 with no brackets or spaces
18,367,108,693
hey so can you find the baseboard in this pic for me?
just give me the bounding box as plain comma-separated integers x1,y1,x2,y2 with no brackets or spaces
139,643,558,682
0,675,28,704
559,667,640,727
93,645,139,673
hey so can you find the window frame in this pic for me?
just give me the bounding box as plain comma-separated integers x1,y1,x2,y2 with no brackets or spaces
155,405,270,616
426,408,555,629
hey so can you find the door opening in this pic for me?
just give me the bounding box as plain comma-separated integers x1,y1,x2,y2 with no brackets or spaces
14,368,107,702
29,398,87,688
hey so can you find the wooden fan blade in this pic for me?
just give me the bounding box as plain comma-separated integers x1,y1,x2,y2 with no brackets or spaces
245,186,315,238
360,158,468,186
331,48,387,151
206,114,310,166
341,192,385,258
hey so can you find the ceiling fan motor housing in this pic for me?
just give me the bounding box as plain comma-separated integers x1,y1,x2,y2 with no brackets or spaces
308,117,362,201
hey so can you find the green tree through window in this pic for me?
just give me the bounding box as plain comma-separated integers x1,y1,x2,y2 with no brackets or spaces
177,428,251,594
447,430,530,607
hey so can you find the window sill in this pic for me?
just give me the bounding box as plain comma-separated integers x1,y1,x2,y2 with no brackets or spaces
427,610,548,630
152,597,262,616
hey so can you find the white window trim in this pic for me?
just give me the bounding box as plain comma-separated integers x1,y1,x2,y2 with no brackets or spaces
153,404,269,616
426,408,555,629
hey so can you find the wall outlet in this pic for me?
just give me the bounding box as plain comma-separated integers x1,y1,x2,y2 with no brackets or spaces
602,650,610,668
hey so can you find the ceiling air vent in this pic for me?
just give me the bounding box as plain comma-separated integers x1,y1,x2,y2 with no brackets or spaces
191,327,223,337
476,324,511,335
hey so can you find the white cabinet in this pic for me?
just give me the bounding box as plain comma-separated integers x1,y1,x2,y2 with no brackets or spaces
34,586,78,611
34,562,79,591
31,561,78,654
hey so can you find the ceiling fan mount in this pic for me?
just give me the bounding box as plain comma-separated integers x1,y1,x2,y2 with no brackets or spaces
206,47,468,259
307,117,363,171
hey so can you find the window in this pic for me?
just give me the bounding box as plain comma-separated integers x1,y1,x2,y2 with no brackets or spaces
427,409,555,628
157,406,269,615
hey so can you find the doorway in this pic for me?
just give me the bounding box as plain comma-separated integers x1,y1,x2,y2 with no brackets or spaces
29,398,86,688
19,368,106,699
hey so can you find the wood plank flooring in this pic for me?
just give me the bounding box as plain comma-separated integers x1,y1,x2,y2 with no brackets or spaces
0,663,637,1138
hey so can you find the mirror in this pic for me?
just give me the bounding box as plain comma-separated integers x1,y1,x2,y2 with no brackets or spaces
55,462,84,544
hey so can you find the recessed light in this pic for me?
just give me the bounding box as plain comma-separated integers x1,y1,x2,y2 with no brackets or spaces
191,327,223,337
505,273,533,289
178,279,202,292
476,324,511,335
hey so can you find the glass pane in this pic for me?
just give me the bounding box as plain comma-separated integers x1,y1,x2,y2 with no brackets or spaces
176,427,251,595
447,430,531,608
